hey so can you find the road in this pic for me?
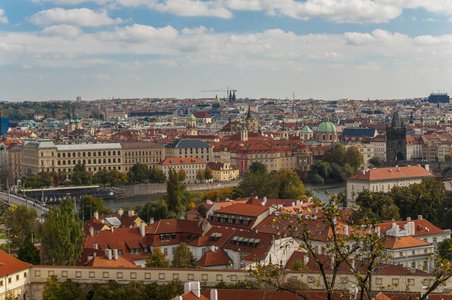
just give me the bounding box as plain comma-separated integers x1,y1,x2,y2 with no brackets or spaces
0,192,49,219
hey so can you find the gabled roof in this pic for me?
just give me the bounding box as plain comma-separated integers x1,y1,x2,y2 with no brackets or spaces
160,157,206,165
347,166,432,181
83,255,137,268
198,248,231,267
380,236,431,249
214,203,268,217
193,111,212,118
0,250,32,277
379,219,446,237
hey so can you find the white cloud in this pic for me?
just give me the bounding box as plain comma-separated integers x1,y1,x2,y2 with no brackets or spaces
182,26,213,35
0,42,24,53
0,8,8,24
40,25,82,39
92,73,112,80
30,8,123,27
31,0,109,4
98,24,178,42
154,0,232,18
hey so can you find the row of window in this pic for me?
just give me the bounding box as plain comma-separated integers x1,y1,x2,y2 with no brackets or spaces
56,151,121,158
0,272,27,287
56,158,121,166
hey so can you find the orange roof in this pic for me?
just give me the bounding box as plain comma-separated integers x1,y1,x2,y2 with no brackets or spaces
214,203,268,217
381,236,431,249
83,256,137,268
348,166,432,181
160,157,206,165
0,250,32,277
198,249,231,267
171,292,209,300
379,219,445,237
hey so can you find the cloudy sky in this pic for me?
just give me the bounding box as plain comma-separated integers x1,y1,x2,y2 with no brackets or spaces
1,0,452,101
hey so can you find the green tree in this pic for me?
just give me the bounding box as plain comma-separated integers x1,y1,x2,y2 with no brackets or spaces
166,169,184,214
438,238,452,261
71,164,92,186
249,162,267,174
128,163,149,183
369,156,383,168
17,238,41,265
93,169,111,186
178,168,187,182
154,167,167,183
41,197,85,266
79,195,112,221
109,169,128,186
352,190,400,223
42,275,81,300
445,154,452,162
4,205,41,248
146,245,170,268
204,166,213,180
196,204,207,218
171,242,197,268
137,199,177,221
196,169,205,181
323,143,345,166
344,146,364,172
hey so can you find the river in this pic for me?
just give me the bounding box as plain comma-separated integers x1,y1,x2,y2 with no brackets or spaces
104,182,346,211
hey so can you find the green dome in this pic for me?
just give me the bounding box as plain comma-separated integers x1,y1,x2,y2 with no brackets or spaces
316,118,337,133
187,113,196,121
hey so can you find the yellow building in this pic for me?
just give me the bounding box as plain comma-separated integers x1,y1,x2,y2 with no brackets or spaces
207,161,239,181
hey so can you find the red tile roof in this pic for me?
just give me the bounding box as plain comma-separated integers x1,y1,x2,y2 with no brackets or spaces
198,248,231,267
83,255,137,268
348,166,432,181
379,219,445,237
0,250,32,277
380,236,431,249
160,157,206,165
214,203,268,217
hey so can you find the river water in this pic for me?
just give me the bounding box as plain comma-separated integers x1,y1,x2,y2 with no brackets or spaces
104,182,346,211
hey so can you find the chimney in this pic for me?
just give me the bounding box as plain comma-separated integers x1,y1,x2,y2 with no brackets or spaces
93,252,96,257
410,222,415,236
89,226,94,237
128,210,134,217
191,281,201,298
291,202,295,206
111,226,114,233
344,225,349,236
94,211,99,220
262,197,267,206
303,255,309,265
296,200,301,205
184,282,192,294
118,209,123,216
87,255,93,261
407,217,411,221
206,199,212,205
149,217,154,225
113,249,118,260
418,215,423,220
395,225,400,237
139,221,145,237
105,249,112,261
175,296,183,300
210,289,218,300
404,224,409,235
255,196,258,199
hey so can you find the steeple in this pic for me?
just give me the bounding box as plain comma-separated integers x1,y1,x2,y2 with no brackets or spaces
232,90,236,102
246,105,252,120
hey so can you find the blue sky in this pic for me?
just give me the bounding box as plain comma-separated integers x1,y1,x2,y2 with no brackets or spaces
1,0,452,101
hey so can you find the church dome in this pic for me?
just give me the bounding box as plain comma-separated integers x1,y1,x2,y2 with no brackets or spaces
187,114,196,121
316,117,337,133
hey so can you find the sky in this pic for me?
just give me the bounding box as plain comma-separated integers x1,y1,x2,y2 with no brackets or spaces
1,1,452,101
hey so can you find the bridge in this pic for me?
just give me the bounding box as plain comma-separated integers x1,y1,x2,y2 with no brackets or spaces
0,192,49,220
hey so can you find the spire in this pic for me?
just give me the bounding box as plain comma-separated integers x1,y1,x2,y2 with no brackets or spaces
246,105,252,120
228,91,232,102
232,90,236,102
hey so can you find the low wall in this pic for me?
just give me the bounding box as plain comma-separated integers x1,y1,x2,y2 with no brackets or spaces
123,179,242,197
27,265,450,300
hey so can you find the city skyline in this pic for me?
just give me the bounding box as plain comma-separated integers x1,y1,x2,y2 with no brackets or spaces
1,1,452,101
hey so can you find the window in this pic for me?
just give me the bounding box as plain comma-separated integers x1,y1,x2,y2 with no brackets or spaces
164,248,168,255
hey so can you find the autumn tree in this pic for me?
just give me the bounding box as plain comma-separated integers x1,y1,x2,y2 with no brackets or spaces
42,275,81,300
166,168,184,214
3,204,41,248
128,163,149,183
78,195,112,221
344,146,364,172
171,242,197,268
196,169,205,181
204,166,213,180
178,168,187,182
352,190,400,223
41,197,85,266
146,245,170,268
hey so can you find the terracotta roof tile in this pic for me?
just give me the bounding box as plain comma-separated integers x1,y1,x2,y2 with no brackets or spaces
380,236,431,249
0,250,32,277
348,166,432,181
198,248,231,267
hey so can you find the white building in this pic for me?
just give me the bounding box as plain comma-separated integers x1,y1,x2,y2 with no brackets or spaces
159,157,207,184
346,165,433,206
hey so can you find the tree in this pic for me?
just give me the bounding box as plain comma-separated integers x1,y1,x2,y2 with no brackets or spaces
249,162,267,174
369,156,383,168
128,163,149,183
178,168,187,182
323,143,345,166
445,154,452,162
166,169,184,214
3,204,41,248
146,245,170,268
204,166,213,180
41,197,85,266
109,169,128,186
196,204,207,219
352,190,400,223
71,164,92,186
171,242,197,268
17,238,41,265
438,238,452,261
42,275,81,300
93,169,111,186
196,169,205,181
79,195,112,221
137,199,178,221
344,146,364,172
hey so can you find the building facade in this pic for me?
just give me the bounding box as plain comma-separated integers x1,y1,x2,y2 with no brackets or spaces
386,112,407,163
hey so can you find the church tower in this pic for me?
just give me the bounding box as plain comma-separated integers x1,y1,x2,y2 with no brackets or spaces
240,121,248,142
281,119,289,140
186,113,198,136
386,111,407,163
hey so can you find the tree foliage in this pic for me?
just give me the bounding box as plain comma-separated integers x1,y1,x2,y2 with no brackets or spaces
368,156,383,168
204,166,213,180
166,168,184,214
42,275,81,300
17,238,41,265
137,199,178,221
196,169,205,181
3,204,41,248
78,195,112,221
351,191,400,223
178,168,187,182
145,245,170,268
41,197,85,266
249,162,267,174
171,242,197,268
